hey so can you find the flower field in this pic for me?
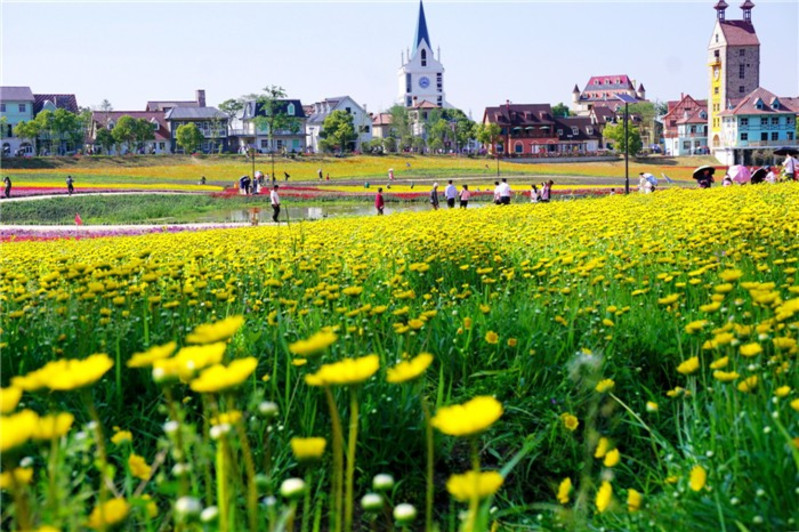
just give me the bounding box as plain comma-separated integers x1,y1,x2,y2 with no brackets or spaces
2,184,798,531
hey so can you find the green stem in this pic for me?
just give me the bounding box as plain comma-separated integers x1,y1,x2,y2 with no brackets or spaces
9,471,32,531
345,387,360,532
301,470,313,532
234,414,259,531
324,387,344,532
85,392,109,532
466,437,481,532
420,393,435,532
47,436,61,523
217,438,230,532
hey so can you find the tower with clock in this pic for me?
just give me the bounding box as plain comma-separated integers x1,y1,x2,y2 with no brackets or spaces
397,0,448,108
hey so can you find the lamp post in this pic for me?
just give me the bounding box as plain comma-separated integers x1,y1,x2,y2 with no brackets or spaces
616,94,637,194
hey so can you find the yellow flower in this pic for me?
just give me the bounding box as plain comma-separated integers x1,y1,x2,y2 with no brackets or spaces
0,409,39,452
111,430,132,444
153,342,227,382
700,302,721,313
127,342,177,368
292,358,308,367
305,354,380,387
596,480,612,513
684,320,708,334
463,317,473,329
87,498,130,530
773,337,797,350
560,413,579,432
211,411,242,426
791,398,799,411
484,331,499,344
627,488,642,512
142,494,158,518
658,294,680,305
186,315,244,344
479,304,491,314
739,343,762,357
689,465,706,491
431,396,503,437
507,337,517,347
408,319,425,330
595,378,615,393
774,386,791,398
190,357,258,393
290,437,327,461
128,454,152,480
737,375,758,393
719,269,743,282
709,357,729,369
386,353,434,384
14,354,113,392
0,386,22,414
446,470,504,502
646,401,659,412
342,286,363,297
594,437,610,458
0,467,34,489
33,413,74,440
603,448,620,467
713,370,739,382
556,477,572,504
676,356,700,375
288,330,338,357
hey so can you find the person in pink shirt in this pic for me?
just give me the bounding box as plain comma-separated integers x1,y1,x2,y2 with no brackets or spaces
375,187,385,215
459,184,471,208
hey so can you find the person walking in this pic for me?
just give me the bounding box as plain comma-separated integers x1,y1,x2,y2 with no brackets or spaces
444,180,457,208
530,184,540,203
541,180,553,202
498,178,511,205
429,183,440,210
66,175,75,196
375,187,385,215
783,153,797,181
459,184,471,208
318,168,324,180
3,176,11,198
270,184,281,223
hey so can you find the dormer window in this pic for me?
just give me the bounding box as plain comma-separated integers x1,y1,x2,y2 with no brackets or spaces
287,103,295,115
571,127,579,135
771,98,780,109
754,99,764,110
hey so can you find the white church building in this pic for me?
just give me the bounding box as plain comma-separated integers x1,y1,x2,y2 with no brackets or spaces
397,1,450,109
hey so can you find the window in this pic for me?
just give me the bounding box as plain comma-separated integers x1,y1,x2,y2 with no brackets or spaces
260,139,269,149
760,117,768,126
437,96,442,106
683,141,691,149
788,117,794,125
421,49,427,66
740,118,749,126
158,142,165,150
359,125,370,133
739,86,745,93
556,129,563,136
771,132,778,141
345,107,351,114
571,127,579,136
406,74,411,94
690,126,696,133
739,64,745,78
276,139,283,150
715,34,719,43
586,126,593,135
761,132,768,141
714,87,719,95
18,104,25,112
739,49,745,57
437,73,442,92
0,104,5,112
771,117,779,125
788,132,794,141
514,142,523,154
406,96,412,107
741,133,748,140
287,103,295,116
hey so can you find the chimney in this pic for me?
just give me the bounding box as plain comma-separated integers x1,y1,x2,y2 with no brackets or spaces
196,90,206,107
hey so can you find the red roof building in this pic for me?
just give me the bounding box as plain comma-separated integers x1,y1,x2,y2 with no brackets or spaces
571,75,647,116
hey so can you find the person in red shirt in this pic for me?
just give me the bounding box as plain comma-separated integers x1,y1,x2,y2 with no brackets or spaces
375,187,385,215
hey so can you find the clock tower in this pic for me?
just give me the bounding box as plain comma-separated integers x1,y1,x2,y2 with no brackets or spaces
397,0,448,108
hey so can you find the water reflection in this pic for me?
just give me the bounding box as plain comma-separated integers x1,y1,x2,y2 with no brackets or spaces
205,202,482,223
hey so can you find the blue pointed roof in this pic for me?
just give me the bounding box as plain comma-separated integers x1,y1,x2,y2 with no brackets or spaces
413,0,431,52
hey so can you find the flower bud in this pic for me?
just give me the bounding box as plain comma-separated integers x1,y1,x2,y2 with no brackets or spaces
393,503,417,525
373,473,394,492
163,421,179,435
361,493,383,512
280,478,307,499
200,506,219,523
174,496,202,518
258,401,279,419
210,424,231,440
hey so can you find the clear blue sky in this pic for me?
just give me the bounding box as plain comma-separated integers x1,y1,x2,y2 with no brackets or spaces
2,0,796,118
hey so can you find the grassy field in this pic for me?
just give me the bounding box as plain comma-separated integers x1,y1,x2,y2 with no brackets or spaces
1,154,716,188
3,184,796,531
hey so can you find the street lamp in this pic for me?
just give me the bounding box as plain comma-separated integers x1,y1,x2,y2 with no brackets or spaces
616,94,637,194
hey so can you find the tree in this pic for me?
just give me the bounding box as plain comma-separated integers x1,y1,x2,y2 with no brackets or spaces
175,123,204,154
51,109,83,154
319,110,357,153
626,102,657,147
476,122,502,175
132,118,155,152
382,136,397,153
427,118,449,152
13,120,40,153
253,85,301,177
112,115,138,154
388,104,413,151
218,98,244,119
602,121,643,156
95,128,114,155
552,102,572,118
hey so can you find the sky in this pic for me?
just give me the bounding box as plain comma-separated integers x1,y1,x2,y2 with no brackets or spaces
1,0,797,118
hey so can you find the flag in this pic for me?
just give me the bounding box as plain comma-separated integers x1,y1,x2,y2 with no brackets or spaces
75,213,83,225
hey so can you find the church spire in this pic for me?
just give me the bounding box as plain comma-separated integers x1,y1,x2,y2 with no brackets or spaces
413,0,431,53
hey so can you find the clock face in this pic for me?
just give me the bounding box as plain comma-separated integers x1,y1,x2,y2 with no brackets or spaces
418,76,431,89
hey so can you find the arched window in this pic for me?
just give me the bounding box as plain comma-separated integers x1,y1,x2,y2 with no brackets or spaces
421,49,427,66
287,103,295,115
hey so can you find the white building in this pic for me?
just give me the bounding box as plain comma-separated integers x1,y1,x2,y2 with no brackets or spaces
305,96,372,153
397,0,449,109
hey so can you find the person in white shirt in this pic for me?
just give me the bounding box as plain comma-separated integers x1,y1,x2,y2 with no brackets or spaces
765,166,777,184
498,178,511,205
783,154,797,181
270,185,280,223
444,180,458,208
530,184,540,203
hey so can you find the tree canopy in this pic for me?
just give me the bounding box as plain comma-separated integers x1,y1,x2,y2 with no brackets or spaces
320,110,356,153
602,121,643,156
175,123,204,154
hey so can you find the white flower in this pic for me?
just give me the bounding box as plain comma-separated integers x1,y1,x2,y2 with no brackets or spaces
200,506,219,523
163,420,179,435
373,473,394,491
210,424,231,440
174,496,202,517
361,493,383,512
258,401,279,418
